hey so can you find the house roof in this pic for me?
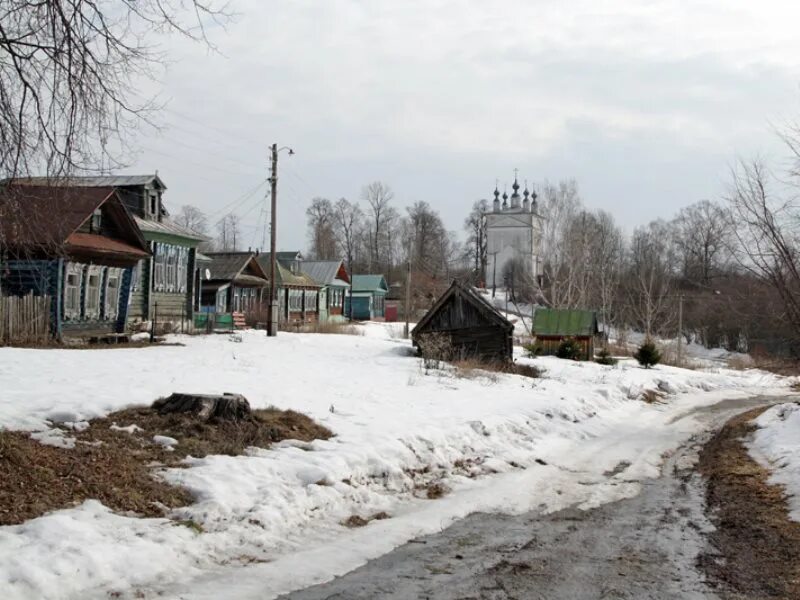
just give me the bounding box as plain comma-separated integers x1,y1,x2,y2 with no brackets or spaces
533,308,598,337
7,174,167,190
351,274,388,293
413,280,513,337
205,252,268,284
0,184,148,256
65,232,149,259
133,216,207,242
301,260,350,287
254,255,320,288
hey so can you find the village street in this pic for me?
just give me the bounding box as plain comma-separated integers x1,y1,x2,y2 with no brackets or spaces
282,396,791,600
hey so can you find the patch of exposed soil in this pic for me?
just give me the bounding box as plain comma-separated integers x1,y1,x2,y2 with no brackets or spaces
698,407,800,600
0,405,332,526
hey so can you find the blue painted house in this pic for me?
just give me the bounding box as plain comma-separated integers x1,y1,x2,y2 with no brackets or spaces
0,183,150,339
345,274,389,320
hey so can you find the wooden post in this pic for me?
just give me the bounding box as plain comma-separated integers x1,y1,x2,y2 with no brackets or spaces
151,301,158,343
404,261,411,339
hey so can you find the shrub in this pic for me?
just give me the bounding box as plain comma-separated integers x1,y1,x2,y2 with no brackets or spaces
523,342,543,358
417,332,454,371
595,348,618,366
555,337,581,360
634,340,661,369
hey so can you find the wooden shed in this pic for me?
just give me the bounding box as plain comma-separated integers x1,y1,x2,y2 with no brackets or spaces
532,308,599,360
412,280,513,363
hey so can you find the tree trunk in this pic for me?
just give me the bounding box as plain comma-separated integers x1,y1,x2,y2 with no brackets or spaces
153,393,251,421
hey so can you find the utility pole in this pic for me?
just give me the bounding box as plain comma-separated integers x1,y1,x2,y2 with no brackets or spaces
404,261,411,339
266,143,294,337
676,294,683,368
267,143,279,336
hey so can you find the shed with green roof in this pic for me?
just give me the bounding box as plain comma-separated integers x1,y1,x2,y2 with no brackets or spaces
532,308,599,360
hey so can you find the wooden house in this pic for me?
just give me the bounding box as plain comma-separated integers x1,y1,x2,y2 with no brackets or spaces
300,260,350,322
412,280,513,363
0,184,149,340
255,253,322,324
199,252,269,329
532,308,599,360
9,175,207,332
346,274,389,320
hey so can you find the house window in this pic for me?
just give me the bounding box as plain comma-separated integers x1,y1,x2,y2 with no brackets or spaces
150,193,158,217
90,208,102,233
233,288,241,312
288,289,302,312
105,268,121,320
152,243,188,293
84,266,102,319
63,263,83,320
153,243,165,290
305,290,318,312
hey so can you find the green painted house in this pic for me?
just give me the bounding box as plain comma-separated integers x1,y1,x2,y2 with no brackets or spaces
300,260,350,322
345,274,389,320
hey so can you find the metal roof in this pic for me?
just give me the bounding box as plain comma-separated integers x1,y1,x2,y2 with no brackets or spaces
65,232,150,258
134,216,207,241
6,174,167,189
351,274,388,293
205,252,268,282
301,260,349,286
254,255,320,287
533,308,599,337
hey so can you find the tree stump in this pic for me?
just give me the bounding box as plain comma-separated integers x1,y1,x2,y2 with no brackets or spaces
153,393,251,421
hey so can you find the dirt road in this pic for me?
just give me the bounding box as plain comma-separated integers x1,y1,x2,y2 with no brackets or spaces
283,396,794,600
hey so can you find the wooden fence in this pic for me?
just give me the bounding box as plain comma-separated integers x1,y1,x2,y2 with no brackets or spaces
0,293,52,345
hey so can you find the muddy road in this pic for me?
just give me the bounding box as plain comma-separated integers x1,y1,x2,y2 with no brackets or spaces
283,396,794,600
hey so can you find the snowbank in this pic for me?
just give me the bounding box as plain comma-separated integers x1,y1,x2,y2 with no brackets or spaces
749,402,800,521
0,327,788,599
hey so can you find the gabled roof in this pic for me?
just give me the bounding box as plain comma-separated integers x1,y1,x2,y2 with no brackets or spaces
413,280,513,336
351,274,388,293
301,260,350,287
254,254,320,288
6,174,167,190
205,252,269,284
533,308,598,337
0,184,148,256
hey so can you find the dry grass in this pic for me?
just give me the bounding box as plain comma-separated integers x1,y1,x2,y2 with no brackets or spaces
450,359,544,381
698,407,800,599
658,345,701,370
281,320,363,336
640,389,666,404
341,511,390,528
424,482,449,499
0,405,332,526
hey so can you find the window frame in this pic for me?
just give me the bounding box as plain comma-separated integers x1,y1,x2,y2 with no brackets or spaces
104,268,122,320
84,265,103,319
63,262,83,320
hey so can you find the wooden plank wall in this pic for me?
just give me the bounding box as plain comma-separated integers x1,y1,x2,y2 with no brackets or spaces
0,293,52,345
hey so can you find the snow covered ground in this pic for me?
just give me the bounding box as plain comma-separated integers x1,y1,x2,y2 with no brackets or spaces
0,325,790,599
749,402,800,522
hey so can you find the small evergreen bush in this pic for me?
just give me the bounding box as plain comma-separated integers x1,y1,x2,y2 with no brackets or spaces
595,348,618,366
634,340,661,369
555,337,581,360
523,342,543,358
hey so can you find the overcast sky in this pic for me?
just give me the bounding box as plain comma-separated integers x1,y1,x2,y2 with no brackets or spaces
126,0,800,252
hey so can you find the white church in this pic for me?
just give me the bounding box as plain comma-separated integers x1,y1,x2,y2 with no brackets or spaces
485,176,543,291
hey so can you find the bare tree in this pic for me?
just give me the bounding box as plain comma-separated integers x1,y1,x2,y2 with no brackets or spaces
625,221,675,338
174,205,209,236
671,200,731,285
216,214,241,251
464,199,488,284
727,158,800,345
362,181,396,271
305,197,337,259
403,201,448,276
0,1,228,179
332,197,363,274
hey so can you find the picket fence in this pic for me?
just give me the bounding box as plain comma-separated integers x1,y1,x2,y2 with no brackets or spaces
0,293,51,345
